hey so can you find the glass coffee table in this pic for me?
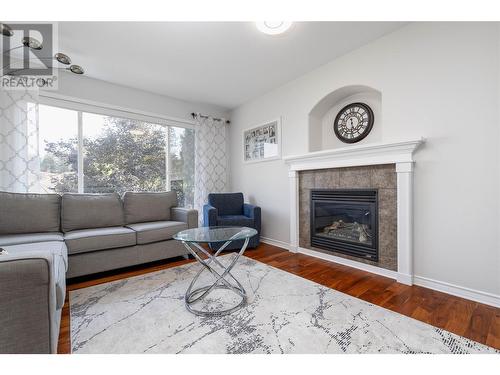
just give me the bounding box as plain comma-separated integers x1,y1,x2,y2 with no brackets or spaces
173,226,258,317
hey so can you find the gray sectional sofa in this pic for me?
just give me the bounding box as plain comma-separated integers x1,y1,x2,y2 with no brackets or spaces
0,191,197,354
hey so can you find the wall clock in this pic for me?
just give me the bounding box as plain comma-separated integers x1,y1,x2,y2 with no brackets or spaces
334,102,374,143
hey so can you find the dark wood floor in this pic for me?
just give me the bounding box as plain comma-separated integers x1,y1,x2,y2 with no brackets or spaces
58,243,500,353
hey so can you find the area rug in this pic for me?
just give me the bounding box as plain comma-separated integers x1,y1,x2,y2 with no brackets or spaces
70,256,497,354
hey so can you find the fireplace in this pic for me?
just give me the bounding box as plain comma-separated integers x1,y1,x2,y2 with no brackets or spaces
310,189,378,261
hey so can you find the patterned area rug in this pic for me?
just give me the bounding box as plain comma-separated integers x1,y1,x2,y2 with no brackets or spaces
70,256,497,354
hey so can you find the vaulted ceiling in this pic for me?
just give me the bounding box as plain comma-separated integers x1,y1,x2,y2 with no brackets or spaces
59,22,406,109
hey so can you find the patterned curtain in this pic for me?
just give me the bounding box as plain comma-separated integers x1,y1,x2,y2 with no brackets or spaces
193,114,228,223
0,88,41,192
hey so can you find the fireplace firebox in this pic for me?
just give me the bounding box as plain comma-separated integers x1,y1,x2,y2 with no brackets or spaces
310,189,378,261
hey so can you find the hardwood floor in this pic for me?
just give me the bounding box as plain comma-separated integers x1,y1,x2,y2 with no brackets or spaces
58,243,500,353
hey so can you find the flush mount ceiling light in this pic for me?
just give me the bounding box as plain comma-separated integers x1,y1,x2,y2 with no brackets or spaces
256,21,292,35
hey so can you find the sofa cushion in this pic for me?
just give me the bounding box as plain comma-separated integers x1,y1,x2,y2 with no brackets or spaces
126,221,187,245
216,215,254,228
208,193,244,216
0,232,64,246
61,193,124,232
0,192,61,234
64,227,136,255
1,240,68,272
122,191,177,224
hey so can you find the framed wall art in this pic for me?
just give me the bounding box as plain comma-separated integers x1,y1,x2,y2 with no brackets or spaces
243,118,281,163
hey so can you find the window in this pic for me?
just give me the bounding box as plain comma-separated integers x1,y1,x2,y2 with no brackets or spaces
167,126,195,207
37,103,195,207
39,105,78,193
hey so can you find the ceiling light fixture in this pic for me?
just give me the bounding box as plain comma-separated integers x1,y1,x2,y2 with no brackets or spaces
21,36,43,50
0,24,85,77
1,23,13,37
54,52,71,65
256,21,292,35
68,64,84,74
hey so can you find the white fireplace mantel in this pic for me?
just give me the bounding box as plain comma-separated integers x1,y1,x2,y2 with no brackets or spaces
284,138,424,285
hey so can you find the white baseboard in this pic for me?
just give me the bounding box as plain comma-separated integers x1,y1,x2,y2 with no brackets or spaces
297,246,402,281
413,275,500,308
259,237,500,308
396,273,413,286
260,236,290,251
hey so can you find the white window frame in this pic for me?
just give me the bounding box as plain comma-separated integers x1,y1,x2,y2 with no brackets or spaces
38,93,196,194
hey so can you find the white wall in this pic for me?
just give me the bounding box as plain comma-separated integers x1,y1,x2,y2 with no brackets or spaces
43,71,229,121
229,22,500,297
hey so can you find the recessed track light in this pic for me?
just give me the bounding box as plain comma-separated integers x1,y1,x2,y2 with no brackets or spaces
0,23,13,37
0,23,86,76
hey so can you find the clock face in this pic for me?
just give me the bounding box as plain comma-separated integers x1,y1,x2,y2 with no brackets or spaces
334,103,374,143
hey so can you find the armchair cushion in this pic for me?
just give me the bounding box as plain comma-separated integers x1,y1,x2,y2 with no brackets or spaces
216,215,254,228
208,193,244,216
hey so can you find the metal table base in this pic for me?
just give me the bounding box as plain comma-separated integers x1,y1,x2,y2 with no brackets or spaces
181,237,250,317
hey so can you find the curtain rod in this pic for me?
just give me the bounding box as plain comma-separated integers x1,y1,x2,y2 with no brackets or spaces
191,112,230,124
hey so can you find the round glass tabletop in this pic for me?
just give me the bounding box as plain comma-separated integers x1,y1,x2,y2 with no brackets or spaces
173,226,257,243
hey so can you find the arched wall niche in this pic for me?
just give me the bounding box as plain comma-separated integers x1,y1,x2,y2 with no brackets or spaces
308,85,382,152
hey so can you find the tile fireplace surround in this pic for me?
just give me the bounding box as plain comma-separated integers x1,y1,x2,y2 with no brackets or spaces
284,139,424,285
299,165,397,271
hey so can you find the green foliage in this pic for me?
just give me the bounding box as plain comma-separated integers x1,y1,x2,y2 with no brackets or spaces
83,117,166,194
42,135,78,193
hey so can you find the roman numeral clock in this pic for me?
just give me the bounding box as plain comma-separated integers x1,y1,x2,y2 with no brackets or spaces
333,102,374,143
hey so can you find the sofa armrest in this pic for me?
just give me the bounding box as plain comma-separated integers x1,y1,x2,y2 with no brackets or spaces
0,255,56,353
203,204,217,227
171,207,198,229
243,203,261,234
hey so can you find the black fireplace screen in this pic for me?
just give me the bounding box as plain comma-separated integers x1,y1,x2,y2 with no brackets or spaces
310,189,378,261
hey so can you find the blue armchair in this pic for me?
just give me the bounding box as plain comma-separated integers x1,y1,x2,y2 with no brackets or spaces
203,192,261,250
